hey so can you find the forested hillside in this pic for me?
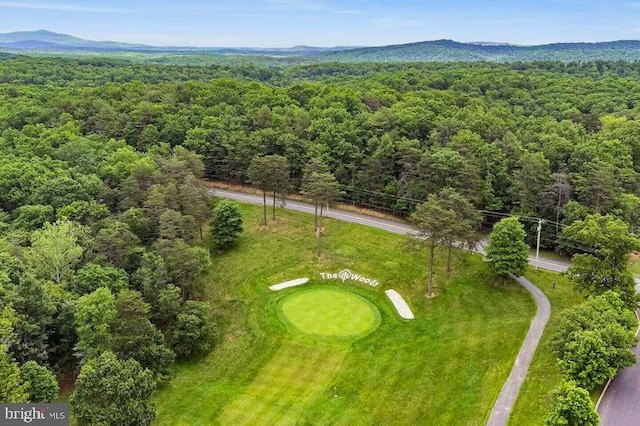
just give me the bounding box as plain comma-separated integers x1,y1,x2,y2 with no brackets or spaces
317,39,640,62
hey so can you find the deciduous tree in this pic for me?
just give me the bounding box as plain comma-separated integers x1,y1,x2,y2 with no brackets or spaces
69,263,128,295
209,200,243,251
154,285,182,332
20,361,58,402
9,274,55,365
562,214,640,307
12,205,54,231
551,291,637,390
56,200,109,226
110,290,174,377
24,220,84,284
74,288,116,361
0,345,28,403
71,351,155,426
169,301,214,359
485,217,529,278
545,381,599,426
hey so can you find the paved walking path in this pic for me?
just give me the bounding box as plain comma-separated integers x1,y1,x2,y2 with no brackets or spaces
210,188,639,426
486,276,551,426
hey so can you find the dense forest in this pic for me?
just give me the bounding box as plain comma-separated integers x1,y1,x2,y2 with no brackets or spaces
0,107,216,416
2,55,640,248
1,52,640,422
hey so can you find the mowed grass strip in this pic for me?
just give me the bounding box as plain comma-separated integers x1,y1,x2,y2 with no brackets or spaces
217,341,347,426
153,203,536,425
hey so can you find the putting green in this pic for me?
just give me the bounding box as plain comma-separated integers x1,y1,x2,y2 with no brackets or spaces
279,287,381,338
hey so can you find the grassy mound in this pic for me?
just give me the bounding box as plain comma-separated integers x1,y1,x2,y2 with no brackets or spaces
278,287,381,339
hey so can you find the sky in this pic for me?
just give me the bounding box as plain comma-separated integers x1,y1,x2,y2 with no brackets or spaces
1,0,640,47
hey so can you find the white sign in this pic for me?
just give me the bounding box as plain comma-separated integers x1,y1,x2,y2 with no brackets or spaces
320,269,380,287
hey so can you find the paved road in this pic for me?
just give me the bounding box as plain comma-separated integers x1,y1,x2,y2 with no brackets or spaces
598,329,640,426
212,188,417,235
211,188,573,274
211,188,552,425
597,282,640,426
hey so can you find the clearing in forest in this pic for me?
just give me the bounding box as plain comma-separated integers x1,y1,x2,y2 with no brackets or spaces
153,204,536,425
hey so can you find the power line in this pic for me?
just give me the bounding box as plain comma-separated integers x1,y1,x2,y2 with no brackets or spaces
207,166,568,232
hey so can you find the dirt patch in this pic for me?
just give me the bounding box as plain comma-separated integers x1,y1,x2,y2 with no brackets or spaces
57,370,77,400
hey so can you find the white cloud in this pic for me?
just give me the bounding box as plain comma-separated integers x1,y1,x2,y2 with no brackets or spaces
335,9,364,15
372,17,421,28
0,1,126,13
262,0,363,14
262,0,324,11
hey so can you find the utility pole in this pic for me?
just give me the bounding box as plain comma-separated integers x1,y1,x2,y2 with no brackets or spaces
535,218,546,271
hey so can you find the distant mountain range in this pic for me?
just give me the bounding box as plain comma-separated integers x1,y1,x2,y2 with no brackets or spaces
0,30,351,56
318,39,640,62
3,30,640,62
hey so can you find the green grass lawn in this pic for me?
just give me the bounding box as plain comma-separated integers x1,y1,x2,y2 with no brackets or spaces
217,341,347,425
279,287,381,338
630,258,640,276
508,270,584,425
529,248,570,263
152,203,536,425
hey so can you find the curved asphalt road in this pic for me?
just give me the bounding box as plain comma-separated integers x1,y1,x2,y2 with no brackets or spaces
598,329,640,426
596,282,640,426
210,188,553,425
